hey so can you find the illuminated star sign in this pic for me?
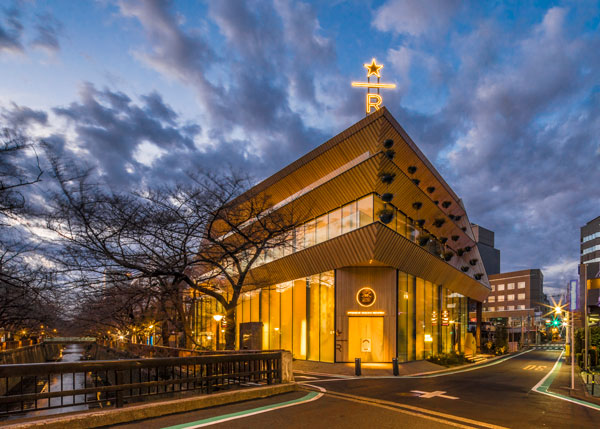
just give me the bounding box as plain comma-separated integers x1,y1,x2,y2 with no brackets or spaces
352,58,396,115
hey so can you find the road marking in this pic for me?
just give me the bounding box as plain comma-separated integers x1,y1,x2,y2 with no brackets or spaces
523,365,547,371
302,386,507,429
531,351,600,412
411,390,459,399
161,389,324,428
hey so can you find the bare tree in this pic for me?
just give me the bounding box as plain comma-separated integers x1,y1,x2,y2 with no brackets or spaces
47,160,298,349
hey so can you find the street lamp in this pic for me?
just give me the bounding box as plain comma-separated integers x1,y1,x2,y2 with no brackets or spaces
213,314,224,350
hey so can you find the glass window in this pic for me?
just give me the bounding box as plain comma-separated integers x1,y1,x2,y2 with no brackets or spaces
507,283,515,290
304,220,316,248
295,225,305,251
269,287,281,349
518,282,526,289
251,291,260,322
498,295,505,302
308,275,320,361
497,284,505,291
280,282,293,352
261,289,269,350
242,293,251,323
491,285,495,292
328,209,341,239
489,307,495,311
341,201,357,233
507,294,514,301
518,293,526,300
488,296,495,303
396,211,407,237
507,305,514,310
319,272,335,363
498,306,505,311
415,277,425,360
357,195,374,227
292,279,307,359
518,305,525,310
407,218,417,242
315,215,328,244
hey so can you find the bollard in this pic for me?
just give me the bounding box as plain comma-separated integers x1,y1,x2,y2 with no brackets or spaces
392,357,399,376
355,358,361,376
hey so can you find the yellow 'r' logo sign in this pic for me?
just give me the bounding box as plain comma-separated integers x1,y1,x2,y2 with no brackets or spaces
352,59,396,115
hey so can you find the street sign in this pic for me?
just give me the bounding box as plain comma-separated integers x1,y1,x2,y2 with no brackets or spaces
441,310,449,326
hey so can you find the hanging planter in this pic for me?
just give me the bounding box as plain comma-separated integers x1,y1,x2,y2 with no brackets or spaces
383,139,394,149
439,237,448,244
451,235,459,241
412,202,423,210
469,258,478,266
474,273,483,280
433,218,445,228
416,219,426,227
461,266,470,272
381,193,394,203
454,215,462,221
412,178,421,186
407,166,417,174
433,200,439,205
465,246,472,252
426,186,435,193
457,248,465,256
379,172,396,184
378,208,394,224
448,214,456,220
442,201,452,209
385,149,396,160
418,235,430,246
461,227,467,232
443,251,454,261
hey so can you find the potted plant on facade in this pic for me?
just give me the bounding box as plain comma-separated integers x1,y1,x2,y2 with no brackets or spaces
457,248,465,256
407,165,417,174
443,251,454,261
385,149,395,160
451,235,459,241
418,235,430,246
412,202,422,210
412,178,421,186
416,219,426,228
383,139,394,149
474,273,483,280
469,258,478,266
442,201,452,209
433,218,445,228
381,193,394,203
439,237,448,244
461,266,470,272
426,186,435,193
379,172,396,184
378,208,394,224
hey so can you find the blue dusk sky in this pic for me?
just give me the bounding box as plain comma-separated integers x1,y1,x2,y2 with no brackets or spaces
2,0,599,295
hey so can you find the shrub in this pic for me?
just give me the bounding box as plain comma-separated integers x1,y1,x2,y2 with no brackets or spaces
426,351,468,366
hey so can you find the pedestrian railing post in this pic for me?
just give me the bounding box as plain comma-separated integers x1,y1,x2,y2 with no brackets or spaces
355,358,361,376
392,358,399,376
115,370,124,408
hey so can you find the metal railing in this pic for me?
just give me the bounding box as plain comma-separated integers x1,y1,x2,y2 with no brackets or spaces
0,352,282,416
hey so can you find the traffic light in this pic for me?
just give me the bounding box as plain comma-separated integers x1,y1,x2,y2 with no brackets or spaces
551,318,561,327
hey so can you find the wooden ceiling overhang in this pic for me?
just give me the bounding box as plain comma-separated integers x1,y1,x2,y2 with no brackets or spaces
245,222,490,302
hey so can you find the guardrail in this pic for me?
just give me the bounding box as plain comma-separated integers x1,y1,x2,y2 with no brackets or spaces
0,351,282,416
581,370,600,397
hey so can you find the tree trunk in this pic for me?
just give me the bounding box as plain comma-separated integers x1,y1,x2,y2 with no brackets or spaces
224,305,236,350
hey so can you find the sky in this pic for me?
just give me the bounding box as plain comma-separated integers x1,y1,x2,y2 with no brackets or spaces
1,0,600,296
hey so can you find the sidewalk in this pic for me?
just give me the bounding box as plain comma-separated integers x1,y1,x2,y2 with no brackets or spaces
293,354,499,377
548,358,600,407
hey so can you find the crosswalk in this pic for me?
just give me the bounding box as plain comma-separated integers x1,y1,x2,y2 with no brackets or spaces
531,345,564,351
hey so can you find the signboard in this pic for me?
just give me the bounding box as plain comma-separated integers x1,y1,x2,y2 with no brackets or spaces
351,59,396,114
356,287,376,307
361,338,372,352
441,310,449,326
569,279,578,311
347,311,385,316
431,311,438,325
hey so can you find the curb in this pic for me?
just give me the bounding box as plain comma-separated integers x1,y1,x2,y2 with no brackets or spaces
2,383,297,429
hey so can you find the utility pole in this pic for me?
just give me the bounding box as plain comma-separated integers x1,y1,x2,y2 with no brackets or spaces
571,307,575,390
583,264,588,369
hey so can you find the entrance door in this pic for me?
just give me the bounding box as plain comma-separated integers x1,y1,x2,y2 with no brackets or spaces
348,317,384,362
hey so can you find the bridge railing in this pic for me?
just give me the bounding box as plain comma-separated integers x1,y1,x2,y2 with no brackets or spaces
0,351,283,416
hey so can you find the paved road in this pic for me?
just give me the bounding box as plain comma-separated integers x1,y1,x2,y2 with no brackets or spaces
114,349,598,429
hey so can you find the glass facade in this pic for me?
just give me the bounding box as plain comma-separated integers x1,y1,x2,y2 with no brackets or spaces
397,271,467,361
235,271,335,362
192,295,225,350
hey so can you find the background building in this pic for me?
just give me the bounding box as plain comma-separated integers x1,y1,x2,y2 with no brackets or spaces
479,269,544,345
471,224,501,275
579,216,600,326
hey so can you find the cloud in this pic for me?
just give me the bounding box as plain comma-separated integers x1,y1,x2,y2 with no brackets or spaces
373,0,460,37
0,6,24,53
2,103,48,128
31,12,63,53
